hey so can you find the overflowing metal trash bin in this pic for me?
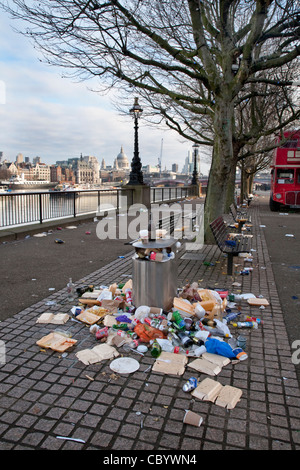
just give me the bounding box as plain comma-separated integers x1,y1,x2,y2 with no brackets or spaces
132,237,178,311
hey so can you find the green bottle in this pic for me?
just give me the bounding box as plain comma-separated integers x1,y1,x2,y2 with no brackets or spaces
172,311,185,330
150,340,162,358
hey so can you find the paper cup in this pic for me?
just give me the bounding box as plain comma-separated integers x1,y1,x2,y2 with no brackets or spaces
183,410,203,427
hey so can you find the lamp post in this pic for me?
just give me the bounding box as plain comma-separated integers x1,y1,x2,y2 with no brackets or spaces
191,143,199,185
128,97,144,185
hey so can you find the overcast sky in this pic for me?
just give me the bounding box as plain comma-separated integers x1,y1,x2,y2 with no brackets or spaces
0,11,211,174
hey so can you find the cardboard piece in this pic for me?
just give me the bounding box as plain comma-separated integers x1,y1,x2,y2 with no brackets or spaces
103,315,118,327
36,313,69,324
122,279,132,293
152,351,188,376
191,378,242,409
80,290,102,299
109,334,127,348
247,298,269,306
109,283,118,296
183,410,203,427
36,332,77,352
215,385,243,409
173,298,195,317
76,310,101,325
191,377,223,402
149,307,163,315
75,344,119,365
101,299,125,313
73,305,109,325
202,352,231,367
188,358,222,376
78,298,102,306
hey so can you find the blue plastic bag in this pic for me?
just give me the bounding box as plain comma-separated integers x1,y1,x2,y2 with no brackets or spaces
205,337,236,359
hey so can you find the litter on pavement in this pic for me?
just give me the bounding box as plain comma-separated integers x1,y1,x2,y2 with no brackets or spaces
35,227,268,417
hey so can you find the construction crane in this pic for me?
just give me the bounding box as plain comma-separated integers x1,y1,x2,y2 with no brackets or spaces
158,138,163,177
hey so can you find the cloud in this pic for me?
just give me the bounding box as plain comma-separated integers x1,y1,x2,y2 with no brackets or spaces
0,11,211,173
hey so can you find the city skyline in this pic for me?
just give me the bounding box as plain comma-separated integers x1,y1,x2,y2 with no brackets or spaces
0,12,211,175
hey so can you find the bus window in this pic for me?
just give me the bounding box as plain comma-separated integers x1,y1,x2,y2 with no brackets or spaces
276,169,294,184
281,140,298,148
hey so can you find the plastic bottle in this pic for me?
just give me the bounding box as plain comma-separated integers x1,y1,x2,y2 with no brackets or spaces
231,321,258,329
150,340,162,358
245,316,263,324
67,278,76,301
167,331,181,347
228,294,242,302
172,311,186,330
223,311,241,323
194,345,207,356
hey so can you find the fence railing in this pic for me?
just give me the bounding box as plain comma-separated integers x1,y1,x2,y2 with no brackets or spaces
0,185,196,229
151,186,194,203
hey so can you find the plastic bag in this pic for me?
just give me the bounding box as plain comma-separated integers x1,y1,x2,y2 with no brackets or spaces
134,305,150,322
205,337,236,359
134,323,165,343
97,289,113,301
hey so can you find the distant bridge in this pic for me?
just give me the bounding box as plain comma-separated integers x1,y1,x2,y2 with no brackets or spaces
152,174,270,189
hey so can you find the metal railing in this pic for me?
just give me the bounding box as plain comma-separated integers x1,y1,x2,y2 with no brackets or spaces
151,186,195,203
0,185,196,229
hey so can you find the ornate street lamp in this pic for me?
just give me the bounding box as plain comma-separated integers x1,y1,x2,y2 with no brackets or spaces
191,143,200,185
128,97,144,185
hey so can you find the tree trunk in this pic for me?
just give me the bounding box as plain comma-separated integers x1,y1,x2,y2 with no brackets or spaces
204,99,235,243
248,173,254,194
225,157,238,210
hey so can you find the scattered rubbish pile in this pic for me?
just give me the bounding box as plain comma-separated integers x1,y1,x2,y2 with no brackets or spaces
35,226,269,424
36,275,269,420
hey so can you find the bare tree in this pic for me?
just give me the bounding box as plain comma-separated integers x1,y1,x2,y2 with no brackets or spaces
2,0,300,240
234,60,300,199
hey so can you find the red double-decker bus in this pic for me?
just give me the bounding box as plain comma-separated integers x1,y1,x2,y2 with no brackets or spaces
269,129,300,211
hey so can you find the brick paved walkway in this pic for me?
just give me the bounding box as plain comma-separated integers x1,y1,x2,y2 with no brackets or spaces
0,197,299,451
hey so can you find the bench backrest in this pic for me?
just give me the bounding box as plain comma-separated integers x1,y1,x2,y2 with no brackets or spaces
229,203,237,219
210,216,228,248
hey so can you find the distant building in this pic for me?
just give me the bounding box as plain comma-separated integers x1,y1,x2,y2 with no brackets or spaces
16,153,23,165
50,165,75,184
83,155,100,178
172,163,178,173
50,165,62,183
182,148,200,174
33,156,41,165
114,146,130,170
33,163,50,181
